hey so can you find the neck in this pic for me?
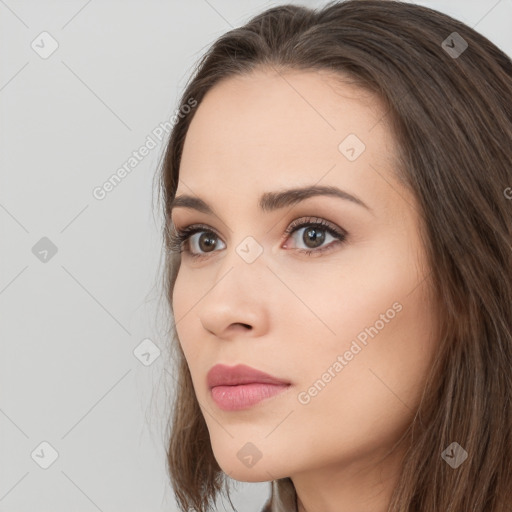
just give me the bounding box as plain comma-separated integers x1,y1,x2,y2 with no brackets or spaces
293,440,408,512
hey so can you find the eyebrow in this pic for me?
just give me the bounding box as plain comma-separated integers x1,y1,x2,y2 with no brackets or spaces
169,185,372,216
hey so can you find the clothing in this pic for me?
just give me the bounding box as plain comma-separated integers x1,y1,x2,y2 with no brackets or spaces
261,478,298,512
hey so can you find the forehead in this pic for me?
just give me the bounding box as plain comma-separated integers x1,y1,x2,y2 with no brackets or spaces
176,68,398,211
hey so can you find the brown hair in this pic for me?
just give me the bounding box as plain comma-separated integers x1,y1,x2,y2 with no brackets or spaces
156,1,512,510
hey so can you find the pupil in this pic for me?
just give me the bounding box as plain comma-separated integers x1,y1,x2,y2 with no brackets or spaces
304,227,325,248
199,233,216,252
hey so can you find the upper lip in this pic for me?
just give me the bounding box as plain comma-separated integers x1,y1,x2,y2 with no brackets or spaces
207,364,290,388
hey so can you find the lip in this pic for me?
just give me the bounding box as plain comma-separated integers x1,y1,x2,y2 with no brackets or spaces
207,364,291,411
207,363,290,388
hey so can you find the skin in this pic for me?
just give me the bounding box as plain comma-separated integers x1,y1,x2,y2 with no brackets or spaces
171,68,438,512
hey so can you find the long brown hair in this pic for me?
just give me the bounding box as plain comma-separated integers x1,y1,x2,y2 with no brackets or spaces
156,1,512,510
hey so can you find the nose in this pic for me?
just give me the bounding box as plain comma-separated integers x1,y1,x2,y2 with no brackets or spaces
197,254,271,341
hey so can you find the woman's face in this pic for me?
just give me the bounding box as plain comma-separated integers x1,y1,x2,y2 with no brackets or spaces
170,68,438,485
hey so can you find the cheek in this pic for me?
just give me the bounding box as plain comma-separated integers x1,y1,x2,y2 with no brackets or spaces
171,269,185,316
279,283,435,472
289,237,435,427
171,271,199,362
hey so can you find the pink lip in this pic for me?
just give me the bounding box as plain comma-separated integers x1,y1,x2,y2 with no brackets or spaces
207,364,291,411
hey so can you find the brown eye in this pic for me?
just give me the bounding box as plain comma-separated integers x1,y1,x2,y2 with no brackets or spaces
186,230,226,256
196,232,218,253
302,226,326,248
168,224,226,258
287,224,333,251
284,219,345,254
170,217,347,260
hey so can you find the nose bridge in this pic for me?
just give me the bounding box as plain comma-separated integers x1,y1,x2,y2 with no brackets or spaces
196,233,272,336
233,233,266,267
215,232,268,297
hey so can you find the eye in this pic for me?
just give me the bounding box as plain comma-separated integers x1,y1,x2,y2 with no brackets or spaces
168,217,347,259
282,217,346,256
168,223,225,258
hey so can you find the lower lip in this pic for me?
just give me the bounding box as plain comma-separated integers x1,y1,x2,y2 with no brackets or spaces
210,383,290,411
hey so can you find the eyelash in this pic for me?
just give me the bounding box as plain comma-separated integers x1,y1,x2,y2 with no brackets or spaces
168,216,347,260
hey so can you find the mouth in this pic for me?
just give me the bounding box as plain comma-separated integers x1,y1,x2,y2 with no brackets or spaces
210,382,291,411
207,363,291,411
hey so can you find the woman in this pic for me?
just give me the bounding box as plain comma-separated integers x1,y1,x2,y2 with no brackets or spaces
157,1,512,510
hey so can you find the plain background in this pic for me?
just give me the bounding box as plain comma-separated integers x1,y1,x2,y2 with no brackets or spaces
1,1,511,511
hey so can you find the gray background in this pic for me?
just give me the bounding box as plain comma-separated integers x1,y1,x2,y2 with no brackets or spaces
1,1,511,511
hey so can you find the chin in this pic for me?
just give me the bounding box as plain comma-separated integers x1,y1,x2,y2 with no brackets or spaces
227,468,273,483
211,441,289,482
